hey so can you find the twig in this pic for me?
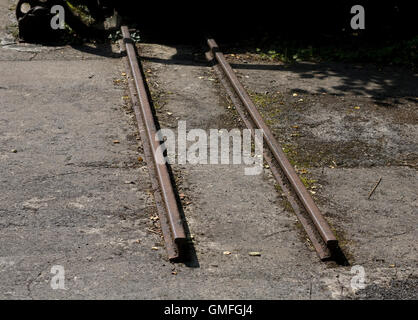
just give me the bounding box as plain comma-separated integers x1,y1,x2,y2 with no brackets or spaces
368,177,382,199
146,228,161,235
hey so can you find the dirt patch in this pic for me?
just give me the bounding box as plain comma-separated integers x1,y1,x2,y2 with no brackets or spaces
248,90,417,169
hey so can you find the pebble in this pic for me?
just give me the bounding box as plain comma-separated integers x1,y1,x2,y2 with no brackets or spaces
249,252,261,256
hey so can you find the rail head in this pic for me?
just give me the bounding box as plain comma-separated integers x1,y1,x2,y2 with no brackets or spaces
207,38,338,250
122,26,186,249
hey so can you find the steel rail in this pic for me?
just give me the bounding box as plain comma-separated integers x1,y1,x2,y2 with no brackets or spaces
207,39,337,249
205,50,331,260
120,39,179,260
121,26,186,248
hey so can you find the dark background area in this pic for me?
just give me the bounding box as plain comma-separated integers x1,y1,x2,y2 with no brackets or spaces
16,1,418,66
118,1,417,66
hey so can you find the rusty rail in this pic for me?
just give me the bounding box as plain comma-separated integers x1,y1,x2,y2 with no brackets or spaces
121,26,186,260
207,39,339,259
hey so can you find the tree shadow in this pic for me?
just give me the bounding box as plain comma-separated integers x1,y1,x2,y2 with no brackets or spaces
140,45,417,106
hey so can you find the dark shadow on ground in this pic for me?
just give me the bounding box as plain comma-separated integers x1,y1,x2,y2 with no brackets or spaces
69,42,123,59
139,46,418,106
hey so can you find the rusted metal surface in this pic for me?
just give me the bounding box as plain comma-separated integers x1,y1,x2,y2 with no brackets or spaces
205,51,332,260
120,40,179,260
121,26,186,258
207,39,338,257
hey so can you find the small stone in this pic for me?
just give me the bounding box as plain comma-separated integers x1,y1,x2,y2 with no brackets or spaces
113,140,120,144
249,252,261,256
223,251,232,255
151,247,159,251
137,156,143,162
11,149,17,153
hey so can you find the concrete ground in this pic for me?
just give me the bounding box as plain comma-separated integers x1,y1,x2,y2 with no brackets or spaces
1,0,417,299
139,44,417,300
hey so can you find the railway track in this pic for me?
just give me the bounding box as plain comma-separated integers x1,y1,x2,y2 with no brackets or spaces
120,26,346,264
